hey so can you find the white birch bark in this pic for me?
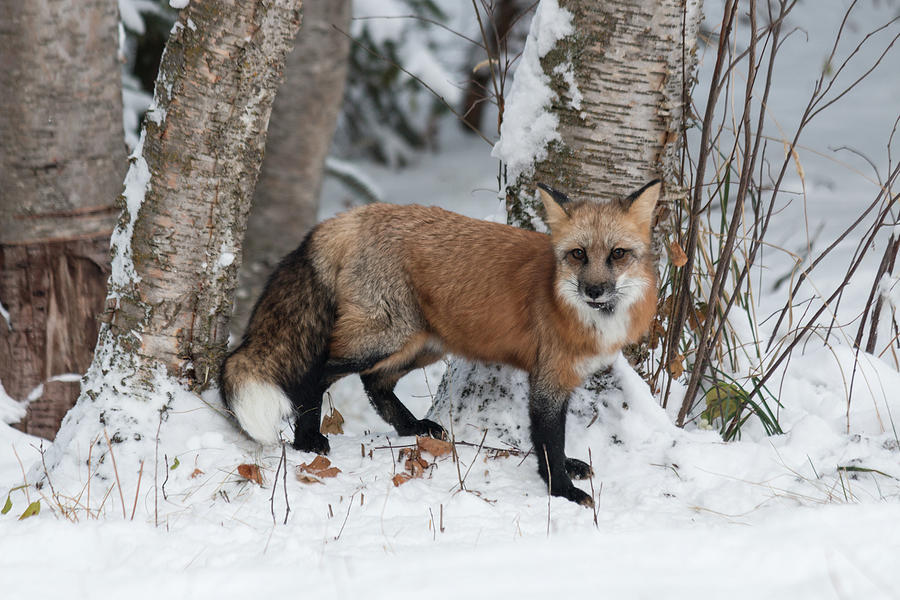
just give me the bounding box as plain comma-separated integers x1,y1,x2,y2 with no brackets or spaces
37,0,303,490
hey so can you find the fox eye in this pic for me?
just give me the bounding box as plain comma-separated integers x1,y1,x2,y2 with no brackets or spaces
570,248,586,261
610,248,628,260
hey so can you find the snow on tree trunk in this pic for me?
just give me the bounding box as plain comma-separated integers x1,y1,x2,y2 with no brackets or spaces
0,0,125,439
36,0,303,500
232,0,352,336
428,0,702,448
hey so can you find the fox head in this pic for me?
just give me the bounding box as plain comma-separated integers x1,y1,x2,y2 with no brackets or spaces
537,181,660,334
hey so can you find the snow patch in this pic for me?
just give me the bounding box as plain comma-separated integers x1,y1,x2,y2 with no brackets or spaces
491,0,574,182
0,380,26,425
0,299,10,331
553,62,582,110
118,0,145,35
217,251,235,269
169,0,189,9
109,134,151,297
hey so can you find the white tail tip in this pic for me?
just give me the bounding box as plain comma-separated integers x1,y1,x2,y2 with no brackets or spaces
229,381,292,445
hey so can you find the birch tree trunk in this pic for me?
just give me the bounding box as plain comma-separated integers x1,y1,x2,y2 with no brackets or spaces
0,0,125,439
429,0,702,446
39,0,303,487
233,0,351,336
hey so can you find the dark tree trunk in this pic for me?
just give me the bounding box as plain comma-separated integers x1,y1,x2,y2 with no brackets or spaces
0,0,125,439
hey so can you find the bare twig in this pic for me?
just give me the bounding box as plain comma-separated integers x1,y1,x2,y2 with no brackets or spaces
334,492,356,541
103,429,127,519
130,461,144,521
459,429,489,489
333,25,493,145
588,448,598,529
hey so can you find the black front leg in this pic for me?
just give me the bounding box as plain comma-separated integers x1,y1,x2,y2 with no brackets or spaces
528,377,593,507
285,378,330,454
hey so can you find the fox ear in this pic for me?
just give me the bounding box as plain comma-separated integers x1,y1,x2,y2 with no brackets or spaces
620,179,661,225
537,183,571,229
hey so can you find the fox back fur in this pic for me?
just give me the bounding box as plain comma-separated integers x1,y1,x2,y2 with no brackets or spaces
221,181,661,506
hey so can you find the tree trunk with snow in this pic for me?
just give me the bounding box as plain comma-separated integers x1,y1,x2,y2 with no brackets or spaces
232,0,351,337
429,0,702,447
0,0,125,439
38,0,303,492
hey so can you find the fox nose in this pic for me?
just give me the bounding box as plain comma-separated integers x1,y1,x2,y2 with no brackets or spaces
585,284,611,299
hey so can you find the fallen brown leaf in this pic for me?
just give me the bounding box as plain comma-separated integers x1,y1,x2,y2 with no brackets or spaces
416,435,452,458
297,474,324,485
190,468,204,479
304,455,332,472
237,463,263,485
392,473,413,487
297,455,341,481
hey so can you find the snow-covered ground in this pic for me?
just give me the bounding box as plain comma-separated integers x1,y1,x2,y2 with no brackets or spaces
2,2,900,598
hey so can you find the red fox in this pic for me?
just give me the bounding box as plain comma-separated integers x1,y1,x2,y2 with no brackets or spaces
221,181,660,506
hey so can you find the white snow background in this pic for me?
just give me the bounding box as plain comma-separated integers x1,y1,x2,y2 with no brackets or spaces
2,1,900,598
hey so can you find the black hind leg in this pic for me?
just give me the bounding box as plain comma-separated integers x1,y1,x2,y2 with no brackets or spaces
360,372,445,439
285,378,330,454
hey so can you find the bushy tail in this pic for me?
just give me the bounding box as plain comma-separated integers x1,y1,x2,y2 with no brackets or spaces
220,233,336,445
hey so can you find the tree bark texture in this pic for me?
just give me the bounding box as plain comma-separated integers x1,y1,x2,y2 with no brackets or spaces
430,0,703,447
103,0,304,389
37,0,304,492
505,0,702,232
0,0,125,439
233,0,352,337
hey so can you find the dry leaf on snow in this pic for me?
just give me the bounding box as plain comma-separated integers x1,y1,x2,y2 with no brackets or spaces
237,463,263,485
416,435,452,458
392,473,414,487
297,455,341,483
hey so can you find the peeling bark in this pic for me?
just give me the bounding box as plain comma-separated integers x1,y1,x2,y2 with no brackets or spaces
0,0,124,439
233,0,352,336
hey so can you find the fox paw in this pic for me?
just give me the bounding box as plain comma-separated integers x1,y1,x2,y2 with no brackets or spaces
293,431,330,455
565,457,593,480
413,418,447,441
555,484,594,508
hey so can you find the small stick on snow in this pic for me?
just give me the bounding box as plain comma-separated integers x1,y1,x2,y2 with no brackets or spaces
460,429,488,490
588,448,598,529
130,460,144,521
334,492,356,541
11,444,31,504
270,443,283,526
429,507,436,540
281,443,290,525
543,445,551,538
162,455,170,500
103,428,127,519
154,413,162,527
449,395,464,492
